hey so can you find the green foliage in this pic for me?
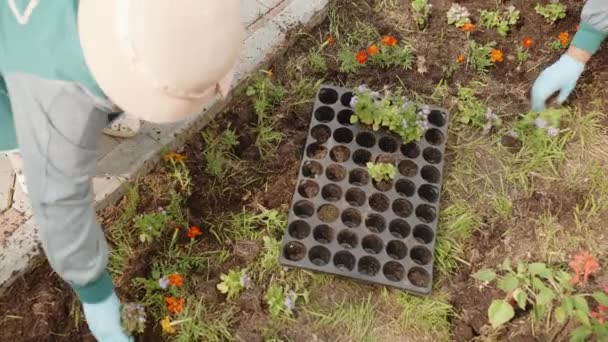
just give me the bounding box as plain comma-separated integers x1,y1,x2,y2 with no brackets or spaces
487,300,515,329
121,303,146,335
516,46,529,65
446,3,471,28
411,0,431,28
265,284,291,319
550,37,567,50
217,269,247,300
435,202,481,275
338,47,363,73
134,212,168,243
468,40,495,74
350,86,425,143
479,6,520,36
455,86,500,132
202,127,238,178
366,162,397,182
369,44,415,70
514,108,563,138
257,236,281,278
535,3,567,24
308,50,328,73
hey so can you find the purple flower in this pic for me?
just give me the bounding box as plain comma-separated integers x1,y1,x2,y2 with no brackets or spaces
349,96,358,107
485,108,495,120
547,127,559,137
357,84,367,92
482,122,492,135
158,276,169,290
422,105,431,115
534,118,548,129
240,274,252,288
284,296,295,311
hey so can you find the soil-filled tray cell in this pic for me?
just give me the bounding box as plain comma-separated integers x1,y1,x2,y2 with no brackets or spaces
279,85,450,295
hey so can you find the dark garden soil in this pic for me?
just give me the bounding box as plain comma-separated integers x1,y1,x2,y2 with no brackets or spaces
1,0,607,341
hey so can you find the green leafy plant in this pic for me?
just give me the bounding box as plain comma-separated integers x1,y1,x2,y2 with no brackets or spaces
516,46,529,65
479,6,520,36
514,108,564,139
338,47,363,73
308,50,328,73
217,269,249,300
367,162,397,182
411,0,432,28
202,128,238,178
455,86,501,133
350,86,426,143
369,44,415,70
246,72,286,157
135,212,169,243
446,3,471,28
264,284,308,319
535,2,567,24
468,40,495,74
121,303,147,335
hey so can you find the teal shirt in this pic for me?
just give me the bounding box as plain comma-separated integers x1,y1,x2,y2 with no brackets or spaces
0,0,104,151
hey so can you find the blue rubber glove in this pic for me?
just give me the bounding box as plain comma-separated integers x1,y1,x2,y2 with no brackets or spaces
82,291,133,342
531,54,585,112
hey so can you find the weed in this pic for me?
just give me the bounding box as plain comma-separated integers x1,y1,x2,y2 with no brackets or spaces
516,46,530,65
479,6,520,36
455,86,500,133
467,40,495,73
385,290,453,338
202,127,238,178
308,295,376,340
366,162,397,182
265,284,307,319
246,72,286,157
228,208,287,241
411,0,432,28
217,269,249,300
535,2,567,25
164,152,192,195
172,299,235,342
492,194,512,219
308,50,328,73
345,21,379,46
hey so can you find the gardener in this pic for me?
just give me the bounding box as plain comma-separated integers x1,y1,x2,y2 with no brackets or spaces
0,1,242,341
532,0,608,111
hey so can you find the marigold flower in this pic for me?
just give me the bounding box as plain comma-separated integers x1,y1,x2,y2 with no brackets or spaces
366,44,380,56
355,51,368,64
559,32,570,47
161,316,176,334
165,297,185,315
569,252,599,285
163,152,186,163
187,226,203,239
460,23,476,33
490,49,504,63
457,54,465,64
381,35,398,47
522,37,534,49
326,35,336,45
168,273,184,287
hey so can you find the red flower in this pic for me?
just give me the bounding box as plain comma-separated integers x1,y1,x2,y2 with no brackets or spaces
460,23,476,33
187,226,203,239
165,297,185,315
559,32,570,47
355,51,368,64
569,252,599,285
457,54,465,64
168,273,184,287
522,37,534,49
326,35,336,45
366,44,380,56
381,36,398,47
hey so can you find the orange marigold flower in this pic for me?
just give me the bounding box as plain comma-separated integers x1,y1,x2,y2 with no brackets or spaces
490,49,504,63
522,37,534,49
326,35,336,45
559,32,570,47
163,152,186,163
355,51,368,64
569,252,599,285
187,226,203,239
460,23,476,33
457,54,465,64
168,273,184,287
165,297,185,315
381,35,398,47
366,44,380,56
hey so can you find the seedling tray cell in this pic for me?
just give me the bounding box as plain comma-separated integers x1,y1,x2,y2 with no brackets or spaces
279,85,450,295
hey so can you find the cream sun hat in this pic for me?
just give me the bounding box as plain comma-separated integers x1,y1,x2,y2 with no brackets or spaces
78,0,243,123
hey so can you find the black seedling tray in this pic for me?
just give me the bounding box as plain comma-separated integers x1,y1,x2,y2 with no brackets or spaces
279,85,450,295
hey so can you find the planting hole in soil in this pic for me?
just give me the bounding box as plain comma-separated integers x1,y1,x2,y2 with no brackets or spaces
288,220,311,240
362,235,383,254
383,261,406,282
352,149,372,166
418,184,439,203
356,131,376,148
373,179,393,192
408,267,430,288
378,136,399,153
387,240,408,260
413,225,434,244
345,187,366,207
326,164,347,182
395,179,416,197
425,129,444,146
340,92,353,107
411,246,433,266
341,208,362,228
392,199,413,218
349,168,369,186
302,160,323,178
389,219,411,239
314,106,335,123
318,88,339,104
322,183,342,202
318,204,339,223
313,225,334,244
309,245,331,266
297,180,319,198
307,143,328,159
375,154,396,165
401,142,420,159
337,229,358,249
333,127,354,144
334,251,356,272
293,200,314,218
358,256,381,277
422,147,442,164
365,214,386,233
428,110,447,127
337,109,354,125
311,124,332,143
398,160,418,178
330,145,351,163
283,241,307,261
416,204,437,223
369,193,390,212
421,165,440,184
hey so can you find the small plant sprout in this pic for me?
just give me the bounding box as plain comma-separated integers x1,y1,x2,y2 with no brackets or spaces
264,284,308,319
135,212,169,244
411,0,432,28
367,162,397,183
447,3,471,28
515,108,564,138
455,86,500,131
121,303,147,335
217,269,249,300
535,2,567,25
517,37,533,66
479,6,520,36
350,86,426,143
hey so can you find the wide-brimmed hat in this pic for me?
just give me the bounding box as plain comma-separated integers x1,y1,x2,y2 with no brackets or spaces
78,0,243,123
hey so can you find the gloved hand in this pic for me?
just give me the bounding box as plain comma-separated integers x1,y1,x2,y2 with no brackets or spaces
82,291,133,342
531,54,585,112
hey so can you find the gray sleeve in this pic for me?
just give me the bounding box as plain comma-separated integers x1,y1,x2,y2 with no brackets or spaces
582,0,608,33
